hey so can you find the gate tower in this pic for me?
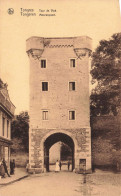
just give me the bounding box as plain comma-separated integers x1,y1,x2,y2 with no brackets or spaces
26,36,92,173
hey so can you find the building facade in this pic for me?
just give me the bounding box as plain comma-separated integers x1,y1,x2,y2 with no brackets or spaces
0,80,15,168
26,36,92,173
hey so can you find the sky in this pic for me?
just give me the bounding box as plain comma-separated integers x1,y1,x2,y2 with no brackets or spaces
0,0,121,114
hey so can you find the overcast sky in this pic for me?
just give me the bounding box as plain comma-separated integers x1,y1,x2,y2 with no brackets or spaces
0,0,121,114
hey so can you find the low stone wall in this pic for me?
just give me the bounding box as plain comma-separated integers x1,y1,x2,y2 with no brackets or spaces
11,152,29,167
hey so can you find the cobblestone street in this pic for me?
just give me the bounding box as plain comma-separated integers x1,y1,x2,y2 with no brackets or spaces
0,169,121,196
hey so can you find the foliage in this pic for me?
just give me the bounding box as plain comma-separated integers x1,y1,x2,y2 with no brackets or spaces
61,143,72,160
92,137,113,153
11,111,29,153
90,33,121,116
11,138,25,153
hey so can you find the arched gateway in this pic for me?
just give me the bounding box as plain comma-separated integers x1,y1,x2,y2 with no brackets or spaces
42,130,75,172
26,36,92,173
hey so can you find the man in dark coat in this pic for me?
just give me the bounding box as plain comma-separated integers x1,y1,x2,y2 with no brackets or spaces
2,158,10,177
10,159,15,175
59,161,62,171
0,161,5,178
67,161,70,171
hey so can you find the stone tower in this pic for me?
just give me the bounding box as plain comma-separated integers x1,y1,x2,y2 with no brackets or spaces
26,36,92,173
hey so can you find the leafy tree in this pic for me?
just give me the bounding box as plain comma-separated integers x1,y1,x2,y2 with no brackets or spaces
90,33,121,116
11,111,29,153
61,143,72,160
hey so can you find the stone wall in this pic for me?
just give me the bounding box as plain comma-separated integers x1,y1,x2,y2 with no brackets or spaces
30,128,91,172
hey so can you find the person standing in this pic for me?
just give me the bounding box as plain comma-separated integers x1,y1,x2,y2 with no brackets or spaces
2,158,10,177
0,161,5,178
26,161,30,172
55,160,60,172
12,159,15,174
10,160,13,175
59,161,62,171
67,160,70,171
10,159,15,175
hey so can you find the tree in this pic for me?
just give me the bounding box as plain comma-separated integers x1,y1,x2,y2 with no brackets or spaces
90,33,121,116
61,143,72,161
11,111,29,153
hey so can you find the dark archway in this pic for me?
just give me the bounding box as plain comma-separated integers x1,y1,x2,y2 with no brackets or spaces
44,132,75,172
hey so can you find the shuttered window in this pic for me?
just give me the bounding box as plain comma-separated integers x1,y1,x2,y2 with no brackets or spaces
7,120,9,138
2,117,5,136
42,111,48,120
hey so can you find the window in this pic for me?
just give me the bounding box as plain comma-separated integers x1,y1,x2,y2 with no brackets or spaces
2,117,5,136
42,82,48,91
69,82,75,91
70,59,75,67
69,111,75,120
41,60,46,68
42,111,48,120
7,120,9,138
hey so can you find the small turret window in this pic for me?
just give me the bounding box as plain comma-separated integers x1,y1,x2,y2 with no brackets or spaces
70,59,75,67
41,60,46,68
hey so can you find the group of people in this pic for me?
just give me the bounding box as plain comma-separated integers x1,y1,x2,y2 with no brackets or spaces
0,158,15,178
55,160,71,172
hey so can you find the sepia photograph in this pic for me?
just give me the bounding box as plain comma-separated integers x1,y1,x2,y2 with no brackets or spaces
0,0,121,195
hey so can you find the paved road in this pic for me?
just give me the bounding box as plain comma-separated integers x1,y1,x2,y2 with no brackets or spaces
0,170,121,196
